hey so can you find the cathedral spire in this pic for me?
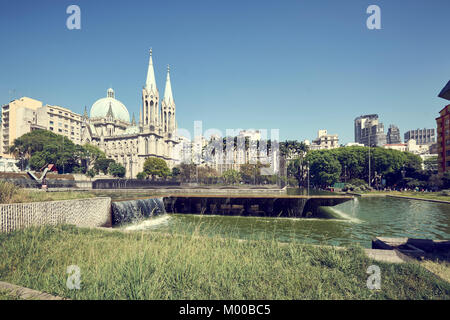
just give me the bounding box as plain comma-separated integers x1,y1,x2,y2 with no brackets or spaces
163,64,174,105
131,112,136,126
145,48,158,93
83,105,88,120
106,102,114,119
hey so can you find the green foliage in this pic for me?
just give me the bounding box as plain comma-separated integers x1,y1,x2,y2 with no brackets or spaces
300,146,430,188
108,162,126,178
10,130,88,174
221,169,241,184
197,166,219,184
280,140,309,158
305,151,342,187
178,163,197,182
82,144,106,169
136,172,148,180
94,158,115,175
171,167,181,177
143,157,170,179
240,162,269,184
86,168,96,179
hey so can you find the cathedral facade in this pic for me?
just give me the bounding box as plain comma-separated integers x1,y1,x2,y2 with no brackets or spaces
81,49,179,178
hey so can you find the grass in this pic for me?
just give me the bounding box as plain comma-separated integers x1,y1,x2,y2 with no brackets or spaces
0,181,94,204
0,225,449,300
421,260,450,283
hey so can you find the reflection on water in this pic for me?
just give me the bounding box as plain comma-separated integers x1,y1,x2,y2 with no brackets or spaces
130,195,450,248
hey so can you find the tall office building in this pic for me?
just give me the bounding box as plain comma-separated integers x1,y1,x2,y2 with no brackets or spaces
354,114,387,147
386,125,401,144
404,128,436,145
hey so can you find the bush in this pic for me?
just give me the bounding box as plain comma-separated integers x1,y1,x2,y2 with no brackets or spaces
136,172,147,180
108,162,126,178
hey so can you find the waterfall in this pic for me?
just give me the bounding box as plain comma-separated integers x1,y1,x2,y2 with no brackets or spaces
111,198,166,225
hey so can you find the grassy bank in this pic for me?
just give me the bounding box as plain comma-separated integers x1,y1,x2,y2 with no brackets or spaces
0,181,94,204
0,225,449,299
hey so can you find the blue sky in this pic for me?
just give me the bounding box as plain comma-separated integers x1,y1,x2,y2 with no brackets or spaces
0,0,448,144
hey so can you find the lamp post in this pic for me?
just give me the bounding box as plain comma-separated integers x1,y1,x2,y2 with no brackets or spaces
401,165,406,189
344,165,347,184
307,160,310,196
368,132,371,189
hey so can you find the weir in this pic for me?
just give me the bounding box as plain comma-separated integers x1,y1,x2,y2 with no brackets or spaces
110,195,354,225
111,198,166,225
162,195,354,218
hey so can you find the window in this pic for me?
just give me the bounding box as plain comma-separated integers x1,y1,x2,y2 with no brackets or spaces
49,121,54,125
49,127,54,131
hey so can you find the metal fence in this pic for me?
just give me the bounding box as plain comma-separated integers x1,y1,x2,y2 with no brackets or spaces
92,179,181,189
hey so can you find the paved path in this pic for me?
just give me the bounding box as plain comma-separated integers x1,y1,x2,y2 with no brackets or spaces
0,281,67,300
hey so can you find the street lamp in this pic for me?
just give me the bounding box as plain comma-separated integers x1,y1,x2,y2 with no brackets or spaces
344,165,347,184
307,160,310,196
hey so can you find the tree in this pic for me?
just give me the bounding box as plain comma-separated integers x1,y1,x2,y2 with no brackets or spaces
136,172,148,180
172,167,181,178
179,163,197,182
10,129,82,173
197,166,219,184
240,162,268,184
82,143,106,170
94,158,115,175
305,151,341,187
86,168,96,179
143,157,171,179
222,169,241,184
280,140,308,159
108,162,126,178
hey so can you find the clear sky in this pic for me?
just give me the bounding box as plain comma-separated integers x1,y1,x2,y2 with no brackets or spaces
0,0,448,144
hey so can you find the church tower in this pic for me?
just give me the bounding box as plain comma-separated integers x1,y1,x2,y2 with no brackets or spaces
142,48,160,131
162,65,176,135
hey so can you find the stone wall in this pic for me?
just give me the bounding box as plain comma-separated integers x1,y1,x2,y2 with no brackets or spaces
0,197,111,233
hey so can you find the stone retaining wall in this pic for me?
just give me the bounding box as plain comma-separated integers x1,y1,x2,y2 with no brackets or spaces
0,197,111,233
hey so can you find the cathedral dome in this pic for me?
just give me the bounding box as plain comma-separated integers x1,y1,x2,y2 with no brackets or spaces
90,88,130,122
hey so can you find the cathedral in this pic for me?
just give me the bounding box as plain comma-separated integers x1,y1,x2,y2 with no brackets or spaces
81,49,179,178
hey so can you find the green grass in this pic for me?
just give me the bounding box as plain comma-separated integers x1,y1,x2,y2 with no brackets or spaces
0,225,448,300
0,181,95,204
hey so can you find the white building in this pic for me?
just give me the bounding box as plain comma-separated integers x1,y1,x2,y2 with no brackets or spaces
310,129,339,150
0,97,83,159
81,49,179,178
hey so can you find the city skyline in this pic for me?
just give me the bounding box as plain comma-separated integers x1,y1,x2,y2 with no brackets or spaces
0,0,449,144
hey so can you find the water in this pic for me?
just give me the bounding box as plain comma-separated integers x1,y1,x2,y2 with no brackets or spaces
111,198,166,225
110,190,450,248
